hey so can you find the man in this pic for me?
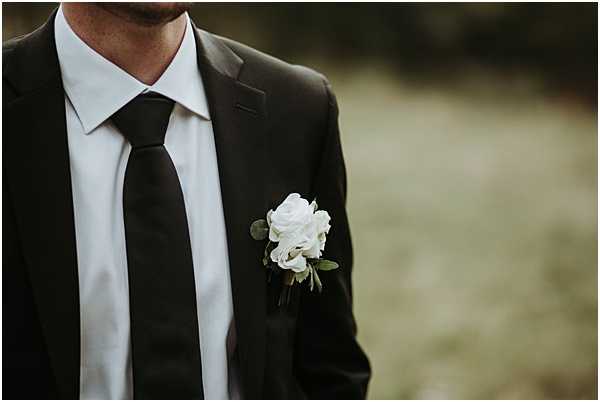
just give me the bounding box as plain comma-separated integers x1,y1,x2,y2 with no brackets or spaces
3,3,370,399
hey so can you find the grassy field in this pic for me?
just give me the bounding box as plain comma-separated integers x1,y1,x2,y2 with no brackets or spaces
325,65,597,399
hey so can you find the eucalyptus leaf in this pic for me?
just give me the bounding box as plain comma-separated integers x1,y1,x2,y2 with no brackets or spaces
315,259,339,271
313,268,323,292
250,219,269,241
262,241,272,266
295,265,310,283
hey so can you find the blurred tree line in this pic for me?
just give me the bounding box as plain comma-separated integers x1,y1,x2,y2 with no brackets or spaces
3,3,597,103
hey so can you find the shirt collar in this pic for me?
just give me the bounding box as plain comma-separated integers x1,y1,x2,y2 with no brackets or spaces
54,6,210,134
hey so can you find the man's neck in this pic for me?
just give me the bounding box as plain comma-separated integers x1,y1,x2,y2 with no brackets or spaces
61,4,186,85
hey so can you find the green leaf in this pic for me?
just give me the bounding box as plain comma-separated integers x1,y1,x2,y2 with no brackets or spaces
295,265,310,283
313,267,323,292
262,241,273,267
315,259,339,271
250,219,269,241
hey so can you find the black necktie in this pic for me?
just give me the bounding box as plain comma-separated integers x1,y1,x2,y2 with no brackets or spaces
111,93,204,399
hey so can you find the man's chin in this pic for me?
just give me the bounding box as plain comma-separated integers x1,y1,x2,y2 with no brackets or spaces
96,2,191,27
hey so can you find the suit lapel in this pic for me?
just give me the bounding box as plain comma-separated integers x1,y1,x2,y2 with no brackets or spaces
193,28,269,398
3,13,80,399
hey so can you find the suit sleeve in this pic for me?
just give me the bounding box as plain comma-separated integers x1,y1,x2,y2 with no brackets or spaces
293,77,372,399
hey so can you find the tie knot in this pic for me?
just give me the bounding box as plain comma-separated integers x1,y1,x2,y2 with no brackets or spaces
111,93,175,148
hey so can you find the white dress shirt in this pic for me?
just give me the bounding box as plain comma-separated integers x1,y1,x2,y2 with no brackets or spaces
54,7,237,399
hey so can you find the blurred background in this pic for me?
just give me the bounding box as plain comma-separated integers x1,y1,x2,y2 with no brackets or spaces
3,2,597,399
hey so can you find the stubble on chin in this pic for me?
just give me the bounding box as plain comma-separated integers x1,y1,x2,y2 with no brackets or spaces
95,2,191,27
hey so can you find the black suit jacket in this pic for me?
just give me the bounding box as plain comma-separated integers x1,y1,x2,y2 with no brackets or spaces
3,11,371,400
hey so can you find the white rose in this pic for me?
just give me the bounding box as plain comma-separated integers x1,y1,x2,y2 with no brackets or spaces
313,210,331,251
267,193,315,242
296,221,322,259
270,236,307,272
268,194,333,272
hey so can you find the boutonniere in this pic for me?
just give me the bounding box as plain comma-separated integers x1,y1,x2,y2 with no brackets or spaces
250,193,339,305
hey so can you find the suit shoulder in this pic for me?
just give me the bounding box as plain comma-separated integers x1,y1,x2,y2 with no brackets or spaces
3,35,20,76
3,35,24,103
3,25,49,102
3,30,32,73
3,33,24,56
217,35,329,104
